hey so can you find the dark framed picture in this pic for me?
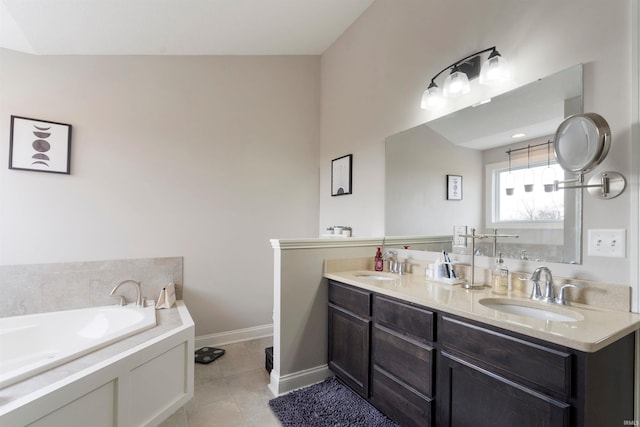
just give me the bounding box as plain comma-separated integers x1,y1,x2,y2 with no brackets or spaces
447,174,462,200
9,115,72,174
331,154,352,196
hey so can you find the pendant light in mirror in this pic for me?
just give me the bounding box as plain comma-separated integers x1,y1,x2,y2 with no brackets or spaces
542,141,556,192
505,151,515,196
421,46,510,110
523,145,534,192
504,140,557,197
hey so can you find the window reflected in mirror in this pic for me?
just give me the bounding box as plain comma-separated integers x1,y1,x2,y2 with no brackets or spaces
493,163,565,223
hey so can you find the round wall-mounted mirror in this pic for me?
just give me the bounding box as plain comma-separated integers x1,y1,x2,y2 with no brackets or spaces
553,112,625,199
553,112,611,174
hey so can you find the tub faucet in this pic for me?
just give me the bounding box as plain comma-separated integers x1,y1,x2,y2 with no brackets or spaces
110,279,143,307
530,266,554,303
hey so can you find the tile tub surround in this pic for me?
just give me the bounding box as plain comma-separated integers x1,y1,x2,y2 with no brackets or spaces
324,258,640,352
0,257,183,317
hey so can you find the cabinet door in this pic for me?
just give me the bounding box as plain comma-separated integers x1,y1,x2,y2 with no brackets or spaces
438,352,570,427
328,304,370,397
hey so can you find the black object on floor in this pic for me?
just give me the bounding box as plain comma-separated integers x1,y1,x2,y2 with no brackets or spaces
265,346,273,373
269,377,399,427
194,347,225,364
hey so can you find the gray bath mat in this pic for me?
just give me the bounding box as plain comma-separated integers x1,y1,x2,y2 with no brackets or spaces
268,377,399,427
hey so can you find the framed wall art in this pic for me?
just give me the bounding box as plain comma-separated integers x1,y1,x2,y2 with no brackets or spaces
331,154,352,196
9,115,72,174
447,174,462,200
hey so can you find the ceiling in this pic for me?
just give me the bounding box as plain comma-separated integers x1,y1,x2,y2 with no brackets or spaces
0,0,375,55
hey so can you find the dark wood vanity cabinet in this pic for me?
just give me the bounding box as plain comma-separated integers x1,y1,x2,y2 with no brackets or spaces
328,280,372,398
371,295,436,427
437,314,636,427
438,315,571,427
327,280,636,427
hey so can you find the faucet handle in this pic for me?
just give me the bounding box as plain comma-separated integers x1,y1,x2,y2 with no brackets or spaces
555,283,585,305
112,295,127,306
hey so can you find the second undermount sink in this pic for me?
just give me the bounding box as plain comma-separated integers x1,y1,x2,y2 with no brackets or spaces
353,273,397,281
480,298,584,322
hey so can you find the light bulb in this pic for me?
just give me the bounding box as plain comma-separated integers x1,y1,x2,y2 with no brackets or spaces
443,70,470,98
421,84,444,109
480,51,510,85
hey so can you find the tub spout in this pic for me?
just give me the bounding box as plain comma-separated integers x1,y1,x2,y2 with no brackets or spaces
110,280,143,307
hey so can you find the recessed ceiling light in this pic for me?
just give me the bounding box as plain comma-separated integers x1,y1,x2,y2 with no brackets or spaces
511,133,527,139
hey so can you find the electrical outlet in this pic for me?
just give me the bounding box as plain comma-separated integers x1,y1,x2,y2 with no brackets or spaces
453,225,467,247
587,229,626,258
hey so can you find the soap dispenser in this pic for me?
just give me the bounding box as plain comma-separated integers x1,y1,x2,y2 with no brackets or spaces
375,247,383,271
491,253,510,295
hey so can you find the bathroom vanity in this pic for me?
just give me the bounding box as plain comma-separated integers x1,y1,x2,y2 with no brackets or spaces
326,270,640,427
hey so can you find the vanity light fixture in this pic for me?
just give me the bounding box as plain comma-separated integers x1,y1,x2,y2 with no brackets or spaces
420,46,510,110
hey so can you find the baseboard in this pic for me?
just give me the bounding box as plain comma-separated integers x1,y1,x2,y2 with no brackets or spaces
195,324,273,349
268,364,333,396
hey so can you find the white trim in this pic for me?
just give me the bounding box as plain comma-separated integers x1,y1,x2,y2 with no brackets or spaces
270,235,451,250
268,364,333,397
632,0,640,315
631,1,640,421
195,324,273,349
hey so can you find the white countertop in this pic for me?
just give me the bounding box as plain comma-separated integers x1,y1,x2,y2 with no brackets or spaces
325,270,640,352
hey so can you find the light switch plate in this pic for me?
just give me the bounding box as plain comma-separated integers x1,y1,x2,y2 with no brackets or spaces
587,229,626,258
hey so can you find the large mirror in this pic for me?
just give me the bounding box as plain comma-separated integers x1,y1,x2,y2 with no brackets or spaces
385,65,583,263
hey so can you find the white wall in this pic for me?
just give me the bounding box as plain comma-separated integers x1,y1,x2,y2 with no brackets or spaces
0,50,320,336
385,124,483,236
320,0,636,296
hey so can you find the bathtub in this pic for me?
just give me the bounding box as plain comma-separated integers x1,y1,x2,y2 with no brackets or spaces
0,304,156,389
1,301,193,426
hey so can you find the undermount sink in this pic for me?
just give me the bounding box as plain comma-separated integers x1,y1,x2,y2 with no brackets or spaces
353,273,397,281
480,298,584,322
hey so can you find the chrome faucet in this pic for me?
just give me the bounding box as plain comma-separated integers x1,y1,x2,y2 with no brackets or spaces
382,250,400,273
530,266,554,303
110,279,143,307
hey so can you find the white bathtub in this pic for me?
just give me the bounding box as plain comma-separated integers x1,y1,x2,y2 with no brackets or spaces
0,304,156,389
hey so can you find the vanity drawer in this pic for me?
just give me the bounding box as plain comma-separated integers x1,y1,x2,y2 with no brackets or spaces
440,316,572,397
373,324,434,397
371,367,433,427
373,295,434,344
328,280,371,318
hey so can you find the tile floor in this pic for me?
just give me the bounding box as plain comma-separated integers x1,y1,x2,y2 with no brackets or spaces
159,336,281,427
